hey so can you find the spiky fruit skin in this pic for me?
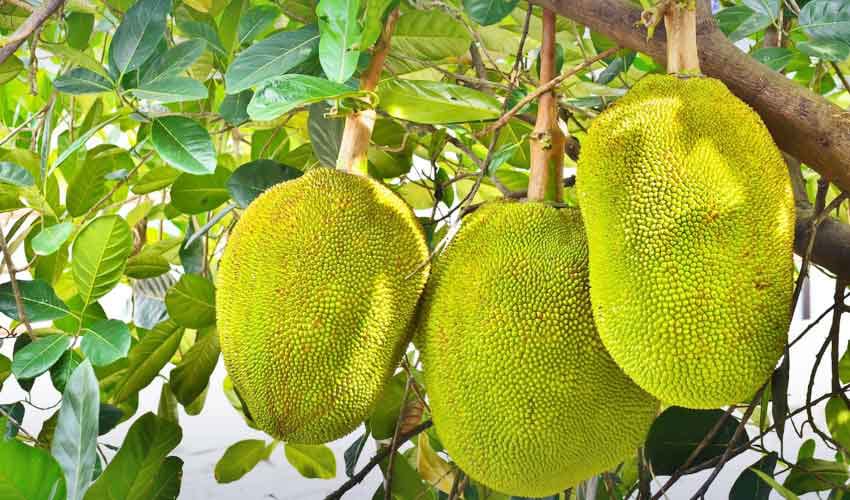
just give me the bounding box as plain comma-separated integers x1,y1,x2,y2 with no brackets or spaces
416,202,659,497
577,75,795,409
217,168,429,444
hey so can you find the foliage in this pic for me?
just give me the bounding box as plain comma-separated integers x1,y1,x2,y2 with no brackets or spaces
0,0,848,498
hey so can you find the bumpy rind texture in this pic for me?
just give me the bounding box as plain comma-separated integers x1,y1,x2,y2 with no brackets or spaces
577,75,795,409
217,168,429,444
417,202,659,497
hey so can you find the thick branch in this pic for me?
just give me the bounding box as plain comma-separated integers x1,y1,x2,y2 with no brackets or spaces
787,156,850,281
527,8,565,203
0,0,66,65
664,1,700,74
337,8,400,176
533,0,850,193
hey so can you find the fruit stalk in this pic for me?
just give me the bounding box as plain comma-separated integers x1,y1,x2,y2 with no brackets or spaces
337,8,400,176
664,0,700,74
527,8,566,203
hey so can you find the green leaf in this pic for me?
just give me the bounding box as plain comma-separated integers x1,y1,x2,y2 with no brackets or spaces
125,251,170,279
716,6,773,42
797,39,850,61
308,103,344,167
151,117,217,175
179,221,204,274
645,406,747,476
463,0,518,26
377,79,501,124
51,114,122,174
238,5,280,45
742,0,780,20
83,412,182,500
0,439,67,500
784,458,849,494
227,159,302,208
771,354,789,441
98,404,123,436
67,145,133,217
219,90,253,125
51,350,83,394
730,452,778,500
165,274,216,328
80,319,131,366
131,77,208,102
169,166,231,214
215,439,274,483
368,374,407,439
752,469,800,500
360,0,392,48
0,354,10,389
141,39,205,84
219,0,246,58
177,20,225,55
0,56,22,85
377,451,430,499
12,334,71,379
248,75,358,121
72,216,133,306
111,320,183,403
157,382,180,423
224,26,320,93
316,0,362,82
170,326,219,405
66,12,94,50
131,166,181,194
54,68,114,95
826,396,850,452
147,456,183,499
0,279,70,322
343,429,369,477
799,0,850,46
751,47,794,71
0,161,34,186
0,402,24,440
42,43,111,78
32,222,74,256
51,360,100,500
284,443,336,479
109,0,172,76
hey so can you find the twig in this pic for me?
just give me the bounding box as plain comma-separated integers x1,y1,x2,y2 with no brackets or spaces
688,387,765,499
383,376,413,499
478,46,619,137
0,226,33,339
81,152,154,221
0,0,66,65
650,404,737,499
324,420,433,500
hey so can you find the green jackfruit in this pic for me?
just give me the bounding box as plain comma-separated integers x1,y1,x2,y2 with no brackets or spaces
217,168,429,443
416,202,659,497
577,75,795,409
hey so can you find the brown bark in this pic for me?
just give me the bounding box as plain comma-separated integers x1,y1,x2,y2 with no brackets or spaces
0,0,66,65
337,8,400,176
527,9,566,203
787,156,850,281
533,0,850,193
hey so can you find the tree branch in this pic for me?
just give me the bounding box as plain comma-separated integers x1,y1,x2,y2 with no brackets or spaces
324,420,433,500
786,156,850,281
532,0,850,193
0,0,66,66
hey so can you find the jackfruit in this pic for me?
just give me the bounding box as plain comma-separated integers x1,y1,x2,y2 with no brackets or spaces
217,167,429,443
416,202,659,497
577,75,795,409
